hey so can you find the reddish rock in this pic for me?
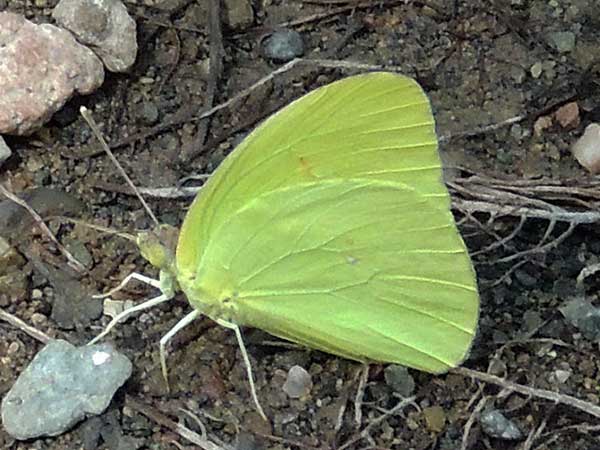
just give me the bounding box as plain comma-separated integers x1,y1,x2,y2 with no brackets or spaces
555,102,580,129
0,12,104,135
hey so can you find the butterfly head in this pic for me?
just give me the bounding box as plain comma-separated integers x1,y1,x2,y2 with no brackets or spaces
136,224,179,275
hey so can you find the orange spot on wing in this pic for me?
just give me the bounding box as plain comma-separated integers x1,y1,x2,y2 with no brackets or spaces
298,156,316,179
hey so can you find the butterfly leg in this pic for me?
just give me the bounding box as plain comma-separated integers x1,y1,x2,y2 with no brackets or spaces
93,272,162,299
215,318,268,422
88,292,173,345
159,309,200,393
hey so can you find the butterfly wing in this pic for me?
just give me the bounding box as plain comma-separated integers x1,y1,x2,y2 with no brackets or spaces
177,73,443,270
175,72,479,372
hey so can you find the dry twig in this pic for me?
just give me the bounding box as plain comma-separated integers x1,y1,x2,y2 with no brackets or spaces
0,308,51,344
125,396,232,450
460,394,488,450
339,395,418,450
353,364,369,428
521,416,549,450
452,367,600,420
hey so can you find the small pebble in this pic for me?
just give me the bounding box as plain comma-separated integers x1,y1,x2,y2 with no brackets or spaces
262,29,304,62
282,365,312,399
546,31,576,53
7,341,20,355
530,61,543,78
423,405,446,432
533,115,552,136
521,310,542,334
572,123,600,174
480,410,523,440
138,312,152,324
554,102,580,129
223,0,254,30
30,313,47,327
103,298,135,320
509,123,523,140
136,101,159,126
550,369,571,384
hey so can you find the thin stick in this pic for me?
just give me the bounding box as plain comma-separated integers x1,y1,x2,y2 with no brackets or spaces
452,367,600,419
495,221,576,264
454,198,600,224
460,395,487,450
439,113,527,142
521,416,548,450
339,395,417,450
0,308,51,344
354,364,369,427
0,184,86,273
93,182,201,199
80,106,159,227
125,396,231,450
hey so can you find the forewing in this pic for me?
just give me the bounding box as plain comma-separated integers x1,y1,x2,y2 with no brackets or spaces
176,72,440,273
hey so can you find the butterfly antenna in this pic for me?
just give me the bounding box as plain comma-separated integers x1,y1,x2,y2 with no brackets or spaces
52,215,137,242
80,106,160,227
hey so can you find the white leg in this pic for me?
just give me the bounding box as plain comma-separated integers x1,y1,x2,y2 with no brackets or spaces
93,272,162,299
159,309,200,392
216,319,268,422
88,293,172,345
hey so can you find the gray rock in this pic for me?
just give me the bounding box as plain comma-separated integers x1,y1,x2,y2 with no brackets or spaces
53,0,137,73
0,135,11,166
384,365,415,397
1,339,132,440
0,12,104,135
262,29,304,62
480,410,522,440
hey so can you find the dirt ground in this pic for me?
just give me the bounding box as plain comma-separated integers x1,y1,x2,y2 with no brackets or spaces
2,0,600,449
